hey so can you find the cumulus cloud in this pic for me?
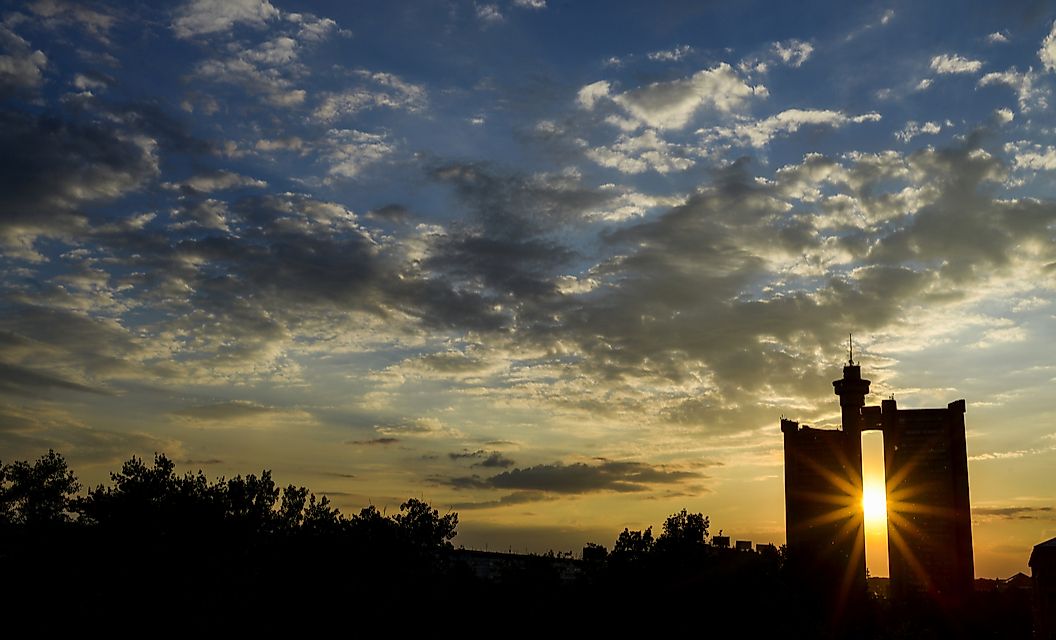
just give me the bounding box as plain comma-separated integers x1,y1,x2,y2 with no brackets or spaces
513,0,546,9
314,71,427,122
164,170,267,193
987,31,1009,44
322,129,395,179
594,64,764,130
930,53,983,74
576,80,610,110
584,129,694,174
706,108,881,148
978,68,1046,111
192,53,306,107
27,0,117,43
895,121,942,143
0,109,160,258
0,25,47,95
647,45,694,62
476,4,503,24
1005,141,1056,171
771,39,814,67
173,0,279,38
1040,20,1056,72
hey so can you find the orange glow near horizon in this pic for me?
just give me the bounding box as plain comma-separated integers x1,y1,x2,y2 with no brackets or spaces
862,431,890,578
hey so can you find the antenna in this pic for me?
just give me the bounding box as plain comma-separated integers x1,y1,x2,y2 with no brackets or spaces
848,333,854,365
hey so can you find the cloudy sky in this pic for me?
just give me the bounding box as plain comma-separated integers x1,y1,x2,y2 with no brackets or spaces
3,0,1056,576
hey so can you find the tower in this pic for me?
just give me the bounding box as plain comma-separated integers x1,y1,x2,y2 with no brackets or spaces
782,354,975,620
882,397,974,609
780,359,870,622
832,360,870,602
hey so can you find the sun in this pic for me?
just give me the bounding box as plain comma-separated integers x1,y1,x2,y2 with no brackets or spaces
863,484,888,524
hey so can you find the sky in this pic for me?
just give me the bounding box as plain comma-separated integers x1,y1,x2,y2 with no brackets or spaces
2,0,1055,578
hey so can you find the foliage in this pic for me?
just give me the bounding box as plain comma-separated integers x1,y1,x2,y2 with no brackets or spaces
393,498,458,549
655,508,709,553
611,526,654,563
0,449,80,527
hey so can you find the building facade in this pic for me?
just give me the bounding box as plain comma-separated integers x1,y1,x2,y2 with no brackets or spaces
782,362,974,613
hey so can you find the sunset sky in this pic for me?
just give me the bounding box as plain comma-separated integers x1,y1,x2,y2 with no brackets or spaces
2,0,1055,578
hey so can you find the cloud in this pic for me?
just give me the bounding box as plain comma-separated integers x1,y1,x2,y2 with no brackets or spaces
978,68,1047,111
987,31,1009,45
0,25,47,95
192,54,306,107
170,400,310,426
0,109,159,259
584,129,695,174
576,80,610,110
314,71,427,122
27,0,117,43
1040,20,1056,72
603,64,764,130
647,45,694,62
444,460,699,494
707,109,881,148
929,53,983,74
173,0,280,38
771,39,814,67
974,506,1054,520
164,170,267,193
1005,141,1056,171
895,121,942,143
347,437,400,446
512,0,546,9
0,362,110,397
321,129,395,179
476,4,503,24
365,204,412,224
448,449,516,468
450,491,554,510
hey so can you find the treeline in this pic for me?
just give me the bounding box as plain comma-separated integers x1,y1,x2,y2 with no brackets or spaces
0,451,1031,637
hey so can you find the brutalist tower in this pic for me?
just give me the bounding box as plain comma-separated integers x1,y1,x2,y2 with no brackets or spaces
782,360,974,614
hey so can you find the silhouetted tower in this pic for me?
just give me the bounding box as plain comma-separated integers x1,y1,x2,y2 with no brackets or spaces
831,357,870,606
781,349,871,625
881,396,974,610
783,346,976,625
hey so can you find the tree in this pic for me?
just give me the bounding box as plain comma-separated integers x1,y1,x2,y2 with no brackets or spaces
393,498,458,550
582,542,608,564
611,527,654,563
0,450,80,527
655,508,709,554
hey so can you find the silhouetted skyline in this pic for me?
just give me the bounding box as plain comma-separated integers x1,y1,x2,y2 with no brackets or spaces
1,1,1055,576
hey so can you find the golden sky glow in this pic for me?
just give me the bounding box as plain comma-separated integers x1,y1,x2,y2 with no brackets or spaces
1,1,1054,580
862,432,890,577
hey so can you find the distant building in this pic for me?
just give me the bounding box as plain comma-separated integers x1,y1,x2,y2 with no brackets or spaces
713,535,730,549
1031,537,1056,640
782,359,974,616
735,540,752,551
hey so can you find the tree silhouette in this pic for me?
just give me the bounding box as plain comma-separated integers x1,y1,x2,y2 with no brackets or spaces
655,508,709,554
393,498,458,549
0,449,80,528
